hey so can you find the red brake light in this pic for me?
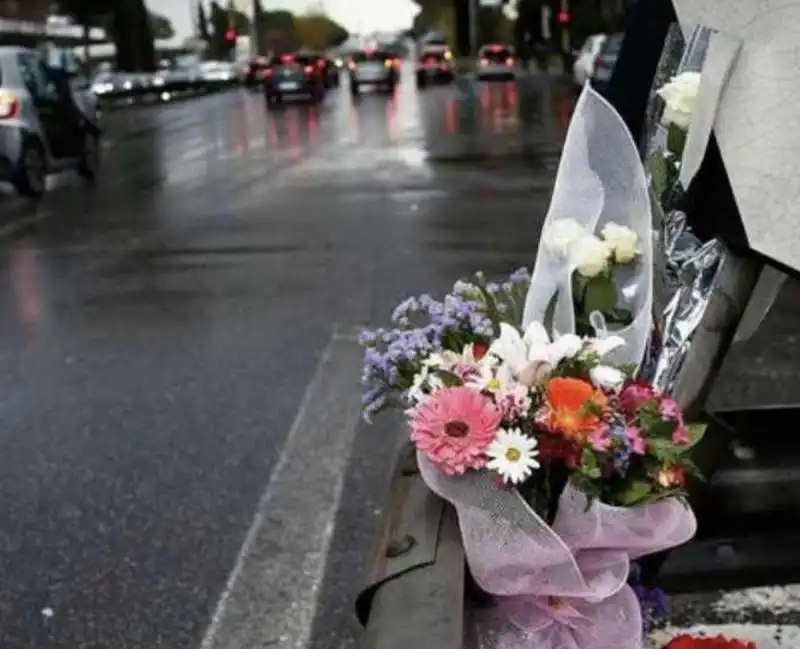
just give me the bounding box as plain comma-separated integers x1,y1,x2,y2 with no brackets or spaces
506,57,514,65
488,45,502,52
281,54,293,63
0,91,18,119
261,68,273,78
479,58,488,67
317,59,326,68
304,65,313,74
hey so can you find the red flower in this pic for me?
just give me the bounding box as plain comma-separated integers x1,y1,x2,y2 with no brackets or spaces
472,341,489,360
619,382,655,417
663,634,758,649
538,433,581,468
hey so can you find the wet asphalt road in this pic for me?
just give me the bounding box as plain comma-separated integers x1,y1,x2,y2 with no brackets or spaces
0,69,797,648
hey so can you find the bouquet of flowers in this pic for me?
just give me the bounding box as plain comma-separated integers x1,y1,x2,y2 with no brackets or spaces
362,269,704,508
360,85,702,649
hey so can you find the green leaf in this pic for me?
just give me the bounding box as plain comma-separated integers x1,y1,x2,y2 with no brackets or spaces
680,423,707,452
611,308,634,327
667,123,687,156
647,438,680,461
543,290,558,339
617,481,653,506
436,370,462,387
681,457,706,481
580,448,602,478
646,151,669,201
582,276,618,315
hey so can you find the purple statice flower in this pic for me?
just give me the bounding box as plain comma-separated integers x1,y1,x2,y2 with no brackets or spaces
509,267,530,284
485,282,500,294
391,297,420,326
501,281,514,293
358,330,378,346
609,425,633,475
632,584,669,633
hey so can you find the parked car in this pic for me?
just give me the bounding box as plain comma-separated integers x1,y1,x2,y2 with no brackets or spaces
0,46,101,197
476,44,516,81
573,34,607,88
415,44,454,88
347,49,400,96
262,52,326,106
590,32,624,93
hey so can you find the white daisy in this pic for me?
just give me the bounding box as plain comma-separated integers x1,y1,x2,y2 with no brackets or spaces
466,360,512,394
486,428,540,485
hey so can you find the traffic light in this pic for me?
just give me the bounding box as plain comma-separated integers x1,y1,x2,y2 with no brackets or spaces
557,9,571,25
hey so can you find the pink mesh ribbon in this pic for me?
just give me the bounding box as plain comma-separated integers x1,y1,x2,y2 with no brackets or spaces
418,454,697,649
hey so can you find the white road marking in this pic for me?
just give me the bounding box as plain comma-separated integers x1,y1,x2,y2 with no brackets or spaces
200,325,366,649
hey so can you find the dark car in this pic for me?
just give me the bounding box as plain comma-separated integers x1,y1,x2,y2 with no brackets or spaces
245,56,271,91
590,32,624,94
315,55,340,89
262,52,326,106
415,45,454,88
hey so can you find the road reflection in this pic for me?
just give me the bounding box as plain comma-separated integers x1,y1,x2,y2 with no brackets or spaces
8,241,42,335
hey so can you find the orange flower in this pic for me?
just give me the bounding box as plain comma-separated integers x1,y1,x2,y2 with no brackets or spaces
544,377,607,442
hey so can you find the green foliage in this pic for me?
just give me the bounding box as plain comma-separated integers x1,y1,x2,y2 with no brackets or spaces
149,11,174,40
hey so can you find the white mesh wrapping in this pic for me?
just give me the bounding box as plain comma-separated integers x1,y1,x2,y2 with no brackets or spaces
522,85,654,370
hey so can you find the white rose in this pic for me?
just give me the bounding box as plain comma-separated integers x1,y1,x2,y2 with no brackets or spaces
589,365,626,392
656,72,701,130
601,222,639,263
569,235,611,278
542,219,586,256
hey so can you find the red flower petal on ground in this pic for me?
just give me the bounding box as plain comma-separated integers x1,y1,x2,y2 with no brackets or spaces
663,635,758,649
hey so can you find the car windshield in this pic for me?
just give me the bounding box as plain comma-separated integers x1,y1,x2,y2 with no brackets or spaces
480,46,511,62
352,51,393,62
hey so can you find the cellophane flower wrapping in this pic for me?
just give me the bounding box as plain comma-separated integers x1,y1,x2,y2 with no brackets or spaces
522,85,653,371
421,454,695,649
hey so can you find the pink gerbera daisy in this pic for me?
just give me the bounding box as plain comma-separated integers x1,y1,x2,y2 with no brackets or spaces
410,386,502,476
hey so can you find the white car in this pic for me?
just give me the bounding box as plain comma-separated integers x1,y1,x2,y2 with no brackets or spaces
573,34,607,87
348,49,400,96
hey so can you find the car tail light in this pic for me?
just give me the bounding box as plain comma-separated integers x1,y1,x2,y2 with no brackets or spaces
317,59,326,69
0,91,18,119
304,65,314,75
261,68,273,78
348,60,356,71
479,58,488,67
506,57,514,65
281,54,294,63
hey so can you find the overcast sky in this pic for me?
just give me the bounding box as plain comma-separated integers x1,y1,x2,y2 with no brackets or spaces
146,0,420,39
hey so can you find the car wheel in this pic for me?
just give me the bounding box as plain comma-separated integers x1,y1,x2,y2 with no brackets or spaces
12,138,46,199
77,130,100,183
